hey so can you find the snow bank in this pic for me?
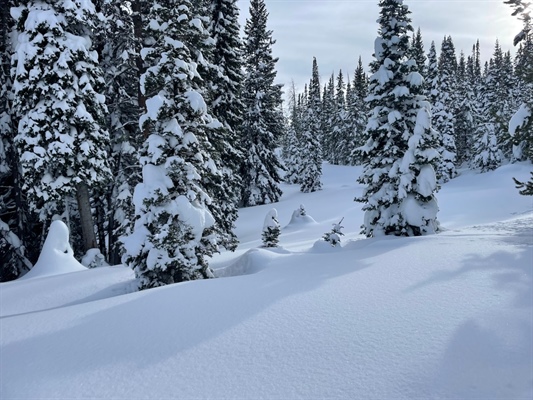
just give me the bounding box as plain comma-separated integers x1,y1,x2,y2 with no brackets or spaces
19,220,86,280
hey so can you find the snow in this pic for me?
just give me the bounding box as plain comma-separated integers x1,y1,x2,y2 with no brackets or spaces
509,102,531,136
18,220,86,280
1,163,532,399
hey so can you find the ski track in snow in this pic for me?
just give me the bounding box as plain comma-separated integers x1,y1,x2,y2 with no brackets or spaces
1,163,532,399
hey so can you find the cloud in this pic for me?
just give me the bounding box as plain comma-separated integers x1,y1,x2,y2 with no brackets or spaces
238,0,524,97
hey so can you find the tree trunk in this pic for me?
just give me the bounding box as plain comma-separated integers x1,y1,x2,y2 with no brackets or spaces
76,181,97,252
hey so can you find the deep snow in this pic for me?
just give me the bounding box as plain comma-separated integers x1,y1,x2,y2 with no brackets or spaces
1,163,532,399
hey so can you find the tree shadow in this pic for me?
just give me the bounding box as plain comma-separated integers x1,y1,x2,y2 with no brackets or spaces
406,223,533,398
1,248,369,397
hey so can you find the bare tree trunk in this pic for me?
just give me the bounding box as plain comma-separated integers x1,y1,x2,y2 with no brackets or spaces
76,181,97,252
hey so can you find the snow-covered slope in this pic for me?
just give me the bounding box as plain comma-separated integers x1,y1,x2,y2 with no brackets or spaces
1,163,532,399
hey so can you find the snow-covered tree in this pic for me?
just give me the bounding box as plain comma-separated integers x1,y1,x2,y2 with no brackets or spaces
123,0,218,289
348,57,368,165
323,217,344,247
0,1,33,280
262,208,280,248
356,0,441,237
299,57,322,193
283,83,302,184
11,0,112,253
321,73,335,161
434,36,458,183
331,70,353,165
240,0,284,207
98,0,144,264
410,27,426,78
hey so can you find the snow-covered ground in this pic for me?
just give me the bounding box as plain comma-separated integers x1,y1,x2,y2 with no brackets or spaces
1,163,532,399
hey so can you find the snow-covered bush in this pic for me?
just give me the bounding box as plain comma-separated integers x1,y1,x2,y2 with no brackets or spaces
323,218,345,247
262,209,281,248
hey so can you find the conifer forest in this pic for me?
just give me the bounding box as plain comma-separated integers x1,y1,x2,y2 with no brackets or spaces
0,0,532,287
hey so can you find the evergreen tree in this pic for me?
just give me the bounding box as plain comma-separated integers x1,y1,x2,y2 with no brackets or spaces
123,0,218,289
98,0,144,264
240,0,284,206
0,1,34,280
434,36,458,183
299,57,323,193
11,0,112,253
510,32,533,162
410,27,426,78
506,0,533,192
283,83,301,184
348,57,368,165
323,218,345,247
261,208,280,247
321,73,335,162
356,0,441,237
454,50,476,164
332,70,352,165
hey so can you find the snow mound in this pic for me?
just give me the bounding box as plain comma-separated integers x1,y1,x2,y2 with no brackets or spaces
20,220,86,280
284,205,317,229
311,239,343,253
214,247,290,278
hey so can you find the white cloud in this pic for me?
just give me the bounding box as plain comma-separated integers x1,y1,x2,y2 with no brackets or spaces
238,0,524,98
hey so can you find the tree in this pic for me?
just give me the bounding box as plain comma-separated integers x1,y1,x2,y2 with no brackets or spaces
123,0,218,289
506,0,533,191
11,0,112,253
299,57,323,193
98,0,144,264
331,70,353,165
356,0,441,237
434,36,458,183
348,56,368,165
323,218,345,247
262,208,280,247
240,0,284,207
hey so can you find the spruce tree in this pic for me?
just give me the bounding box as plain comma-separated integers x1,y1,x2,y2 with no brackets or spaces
11,0,112,253
240,0,284,206
98,0,144,264
356,0,441,237
0,1,34,280
262,208,280,248
332,70,352,165
410,27,426,78
321,73,335,162
348,57,368,165
299,57,323,193
123,0,218,289
283,83,302,184
434,36,458,183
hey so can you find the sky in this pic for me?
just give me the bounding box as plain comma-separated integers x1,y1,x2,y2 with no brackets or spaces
237,0,525,96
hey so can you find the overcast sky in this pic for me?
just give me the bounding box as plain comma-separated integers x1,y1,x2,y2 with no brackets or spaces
237,0,524,95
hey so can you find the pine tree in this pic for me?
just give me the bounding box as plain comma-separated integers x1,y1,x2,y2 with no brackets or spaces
240,0,284,207
332,70,353,165
321,73,336,162
410,27,426,78
11,0,112,253
348,57,368,165
506,0,533,192
123,0,218,289
98,0,144,264
323,218,345,247
356,0,441,237
299,57,323,193
434,36,458,183
283,83,301,184
261,208,280,247
510,32,533,161
454,50,476,164
0,0,34,280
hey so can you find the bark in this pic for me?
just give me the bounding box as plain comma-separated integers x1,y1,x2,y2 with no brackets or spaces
76,181,97,251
